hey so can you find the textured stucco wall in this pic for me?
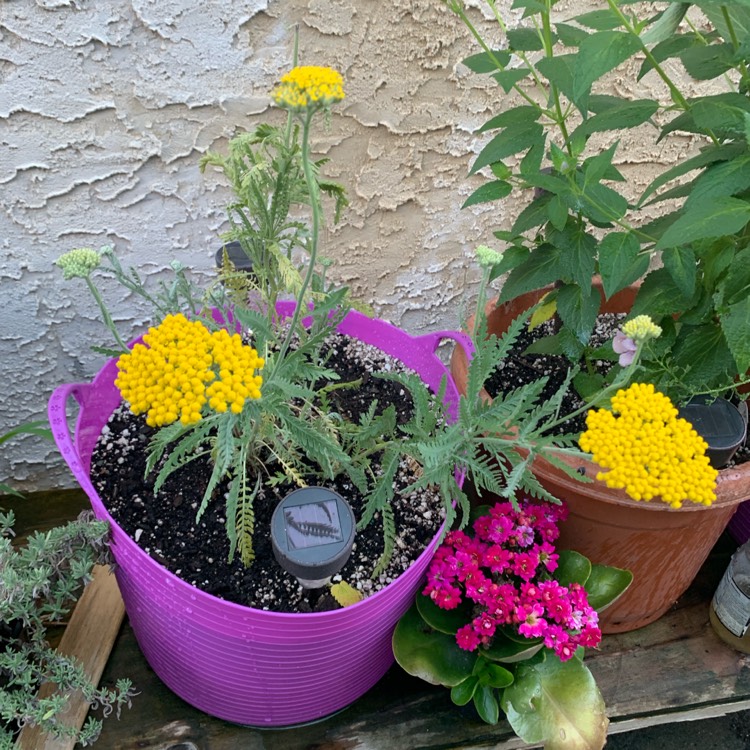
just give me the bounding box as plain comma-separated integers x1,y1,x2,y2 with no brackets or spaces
0,0,714,490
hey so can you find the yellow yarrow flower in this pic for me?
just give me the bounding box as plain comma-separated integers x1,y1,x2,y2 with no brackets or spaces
114,313,264,428
272,65,345,111
621,315,662,343
579,382,717,509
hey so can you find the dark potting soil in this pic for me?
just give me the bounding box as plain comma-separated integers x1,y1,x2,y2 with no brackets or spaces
89,333,445,614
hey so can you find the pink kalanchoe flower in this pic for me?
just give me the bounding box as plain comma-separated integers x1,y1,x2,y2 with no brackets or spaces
512,549,540,581
612,330,638,366
430,584,463,610
537,541,559,572
517,602,546,638
456,623,481,651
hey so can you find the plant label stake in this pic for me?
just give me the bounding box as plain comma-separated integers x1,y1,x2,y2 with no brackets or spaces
271,486,356,589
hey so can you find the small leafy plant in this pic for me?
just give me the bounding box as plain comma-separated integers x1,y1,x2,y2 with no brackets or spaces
446,0,750,404
393,498,631,748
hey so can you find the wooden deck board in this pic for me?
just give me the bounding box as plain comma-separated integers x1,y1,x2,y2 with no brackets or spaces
6,489,750,749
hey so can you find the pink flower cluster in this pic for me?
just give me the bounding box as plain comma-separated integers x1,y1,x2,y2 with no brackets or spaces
423,500,601,661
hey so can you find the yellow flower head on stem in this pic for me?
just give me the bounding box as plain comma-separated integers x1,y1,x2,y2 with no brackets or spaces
579,382,717,508
621,315,662,343
272,65,345,112
114,314,264,428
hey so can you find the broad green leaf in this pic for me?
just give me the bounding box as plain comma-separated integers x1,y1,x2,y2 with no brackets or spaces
483,633,544,664
392,603,476,687
507,27,544,51
492,68,532,93
654,197,750,250
502,657,608,748
499,245,566,303
416,592,474,635
670,323,736,392
478,106,541,134
638,142,745,206
721,297,750,374
471,122,545,174
720,246,750,303
451,676,479,706
548,226,597,292
511,196,552,234
462,180,512,208
638,32,696,79
462,49,511,74
703,4,750,46
572,32,642,111
572,99,658,140
479,661,515,689
662,246,697,299
574,9,624,30
680,42,736,80
573,370,607,401
553,549,592,587
547,195,569,231
555,22,588,47
685,156,750,208
585,563,633,612
631,268,692,318
640,3,690,45
692,94,750,135
511,0,547,17
582,142,619,186
579,181,629,224
536,54,577,108
556,282,601,344
598,231,649,298
473,684,500,724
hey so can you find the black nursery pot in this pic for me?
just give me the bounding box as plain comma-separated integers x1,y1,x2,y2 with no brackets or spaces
678,396,748,468
214,240,254,274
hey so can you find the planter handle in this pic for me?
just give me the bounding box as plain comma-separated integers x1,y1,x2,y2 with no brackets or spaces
414,329,475,361
48,383,99,500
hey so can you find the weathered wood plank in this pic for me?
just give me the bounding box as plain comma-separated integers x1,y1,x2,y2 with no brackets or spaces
15,566,125,750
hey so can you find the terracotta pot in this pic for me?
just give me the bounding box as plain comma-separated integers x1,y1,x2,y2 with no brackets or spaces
450,283,749,633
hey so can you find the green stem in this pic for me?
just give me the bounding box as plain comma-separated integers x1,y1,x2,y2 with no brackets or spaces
84,276,130,353
721,6,750,90
541,0,571,153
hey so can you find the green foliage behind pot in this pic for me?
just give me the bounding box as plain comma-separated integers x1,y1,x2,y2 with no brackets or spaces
447,0,750,403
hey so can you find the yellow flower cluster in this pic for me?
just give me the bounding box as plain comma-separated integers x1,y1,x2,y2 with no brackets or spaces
621,315,662,343
272,66,345,111
114,313,264,427
579,382,717,508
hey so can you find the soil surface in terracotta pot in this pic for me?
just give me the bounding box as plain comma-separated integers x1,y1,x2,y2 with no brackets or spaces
90,331,445,613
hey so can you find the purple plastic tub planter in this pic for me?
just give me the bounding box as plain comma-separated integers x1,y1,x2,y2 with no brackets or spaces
49,306,472,727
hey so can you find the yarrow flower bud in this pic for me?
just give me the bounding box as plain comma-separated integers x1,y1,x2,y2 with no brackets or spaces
475,245,504,268
272,66,345,111
114,313,264,428
56,248,101,280
579,382,717,508
621,315,661,343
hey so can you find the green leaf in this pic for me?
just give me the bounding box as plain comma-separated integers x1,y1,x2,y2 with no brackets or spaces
598,231,649,298
555,22,588,47
462,180,512,208
478,106,541,134
392,604,476,687
479,661,515,689
579,181,629,225
511,196,552,234
670,323,736,391
654,197,750,250
462,50,511,73
536,54,577,107
556,283,601,344
499,245,565,303
549,226,597,291
329,581,363,607
553,549,592,587
680,42,736,80
585,564,633,612
473,684,500,724
571,98,659,140
685,156,750,208
721,297,750,374
631,268,692,318
574,9,624,30
451,676,479,706
572,32,642,111
662,246,697,299
640,3,690,45
639,32,695,79
483,632,544,664
507,28,544,50
415,592,474,635
492,68,532,93
502,657,609,748
692,94,750,135
471,122,545,174
547,195,568,231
